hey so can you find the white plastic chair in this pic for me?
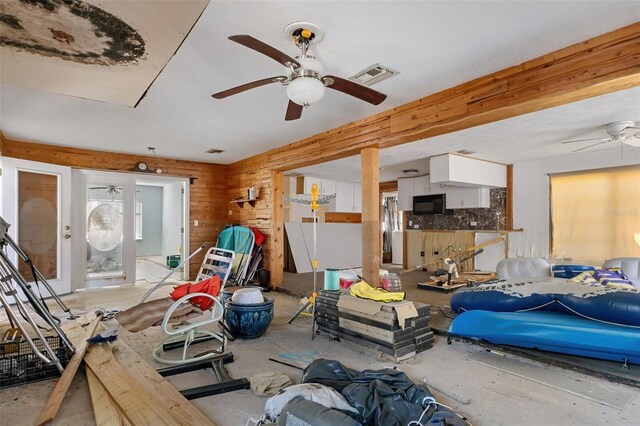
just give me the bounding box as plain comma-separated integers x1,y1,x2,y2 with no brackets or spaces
152,247,235,365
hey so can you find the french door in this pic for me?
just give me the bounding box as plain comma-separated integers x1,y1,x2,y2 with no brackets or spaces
72,170,136,289
1,158,72,295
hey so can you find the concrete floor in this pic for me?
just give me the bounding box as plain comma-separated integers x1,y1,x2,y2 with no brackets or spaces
1,280,639,425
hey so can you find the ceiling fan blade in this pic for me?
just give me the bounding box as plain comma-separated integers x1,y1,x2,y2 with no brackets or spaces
285,100,303,121
561,137,610,144
572,140,609,153
323,75,387,105
228,35,300,68
212,76,286,99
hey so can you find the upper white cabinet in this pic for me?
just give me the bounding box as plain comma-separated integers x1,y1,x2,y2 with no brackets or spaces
429,181,446,195
397,178,415,211
445,186,490,209
353,183,362,213
335,181,354,212
298,176,337,196
413,175,430,196
321,179,336,196
430,154,506,188
397,175,447,210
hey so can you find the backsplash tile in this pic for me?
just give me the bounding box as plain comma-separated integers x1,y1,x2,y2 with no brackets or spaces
406,188,506,230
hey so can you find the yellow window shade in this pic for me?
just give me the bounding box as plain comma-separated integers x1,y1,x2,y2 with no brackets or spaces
550,165,640,266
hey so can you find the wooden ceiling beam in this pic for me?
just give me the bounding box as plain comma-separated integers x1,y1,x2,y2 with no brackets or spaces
230,22,640,172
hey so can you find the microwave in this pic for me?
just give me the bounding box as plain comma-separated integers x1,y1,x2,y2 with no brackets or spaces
413,194,453,215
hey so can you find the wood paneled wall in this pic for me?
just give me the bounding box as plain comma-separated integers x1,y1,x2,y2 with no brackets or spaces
227,23,640,287
2,139,228,279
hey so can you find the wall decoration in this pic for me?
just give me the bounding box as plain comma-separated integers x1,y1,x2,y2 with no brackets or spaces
0,0,209,106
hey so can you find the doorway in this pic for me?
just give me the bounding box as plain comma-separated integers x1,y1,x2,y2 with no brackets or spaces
72,170,189,290
134,177,188,285
1,157,72,296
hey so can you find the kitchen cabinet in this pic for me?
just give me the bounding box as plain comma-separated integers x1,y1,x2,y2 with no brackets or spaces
297,176,336,195
445,186,490,209
413,175,430,196
353,183,362,213
335,181,354,212
397,178,415,211
321,179,336,196
430,153,506,188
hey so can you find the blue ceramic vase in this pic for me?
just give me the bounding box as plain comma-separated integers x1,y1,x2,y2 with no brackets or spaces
224,297,274,339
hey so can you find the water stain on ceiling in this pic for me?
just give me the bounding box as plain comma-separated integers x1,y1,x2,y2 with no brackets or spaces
0,0,145,66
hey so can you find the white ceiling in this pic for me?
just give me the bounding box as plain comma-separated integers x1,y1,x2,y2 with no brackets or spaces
293,87,640,182
1,1,639,164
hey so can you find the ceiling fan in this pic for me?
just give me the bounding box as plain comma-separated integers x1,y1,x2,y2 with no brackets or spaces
561,121,640,152
89,185,123,196
211,22,388,121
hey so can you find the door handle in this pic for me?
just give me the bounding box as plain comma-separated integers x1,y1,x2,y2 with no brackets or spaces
64,234,71,239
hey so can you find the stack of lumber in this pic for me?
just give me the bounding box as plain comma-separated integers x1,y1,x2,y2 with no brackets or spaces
315,290,434,361
34,317,215,426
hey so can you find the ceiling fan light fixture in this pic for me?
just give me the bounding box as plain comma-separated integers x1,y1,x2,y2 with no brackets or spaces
287,76,325,106
296,55,324,75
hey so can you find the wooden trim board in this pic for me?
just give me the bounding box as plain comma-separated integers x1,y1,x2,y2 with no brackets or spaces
325,212,362,223
111,340,216,426
35,315,101,426
83,344,181,426
86,367,132,426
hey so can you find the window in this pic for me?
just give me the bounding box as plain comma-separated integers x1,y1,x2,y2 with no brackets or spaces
550,165,640,265
135,201,143,240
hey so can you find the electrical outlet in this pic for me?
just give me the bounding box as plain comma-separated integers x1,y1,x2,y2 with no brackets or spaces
413,224,419,229
408,220,413,226
229,210,232,215
420,251,425,257
470,221,477,226
434,250,439,255
194,219,199,226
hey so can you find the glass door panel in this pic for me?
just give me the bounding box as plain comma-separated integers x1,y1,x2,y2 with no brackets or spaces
17,171,59,280
86,184,124,279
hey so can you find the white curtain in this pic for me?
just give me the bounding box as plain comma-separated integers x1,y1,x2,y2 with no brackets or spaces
550,165,640,265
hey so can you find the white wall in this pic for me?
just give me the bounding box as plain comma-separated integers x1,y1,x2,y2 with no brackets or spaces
136,185,163,256
161,182,183,257
508,148,640,259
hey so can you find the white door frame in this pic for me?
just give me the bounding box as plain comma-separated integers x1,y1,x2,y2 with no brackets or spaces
1,157,72,295
134,174,190,281
72,170,136,289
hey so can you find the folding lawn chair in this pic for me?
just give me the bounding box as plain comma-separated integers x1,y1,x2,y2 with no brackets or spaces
152,247,235,365
216,226,255,285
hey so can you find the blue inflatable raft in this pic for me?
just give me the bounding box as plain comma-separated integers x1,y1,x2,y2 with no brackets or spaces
450,277,640,326
449,310,640,364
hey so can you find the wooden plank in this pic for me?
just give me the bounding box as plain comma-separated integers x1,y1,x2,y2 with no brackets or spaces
111,340,216,426
35,315,102,426
270,170,284,287
361,147,380,285
83,344,180,426
86,366,132,426
325,212,362,223
506,164,513,230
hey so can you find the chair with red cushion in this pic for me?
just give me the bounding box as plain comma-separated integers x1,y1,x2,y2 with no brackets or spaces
153,247,235,364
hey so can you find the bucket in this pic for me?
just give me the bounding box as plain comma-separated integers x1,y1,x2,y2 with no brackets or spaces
324,268,340,291
257,269,271,291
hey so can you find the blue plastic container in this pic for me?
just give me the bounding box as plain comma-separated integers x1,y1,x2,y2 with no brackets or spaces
324,268,340,290
552,264,595,278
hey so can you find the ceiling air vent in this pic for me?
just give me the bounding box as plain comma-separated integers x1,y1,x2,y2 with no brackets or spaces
349,63,398,86
206,148,225,154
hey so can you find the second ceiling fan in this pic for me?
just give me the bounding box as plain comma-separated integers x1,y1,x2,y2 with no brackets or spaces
211,22,388,121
